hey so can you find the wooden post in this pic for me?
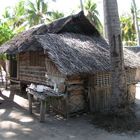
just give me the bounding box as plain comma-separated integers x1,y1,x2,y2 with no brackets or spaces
88,76,95,112
40,100,46,122
28,93,33,114
65,94,69,119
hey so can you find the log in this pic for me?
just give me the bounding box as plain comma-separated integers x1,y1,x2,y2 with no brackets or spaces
66,80,84,85
69,90,84,96
67,85,84,91
27,93,33,114
40,100,46,122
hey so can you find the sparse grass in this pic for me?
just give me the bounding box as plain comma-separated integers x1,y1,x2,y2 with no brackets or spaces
92,107,140,134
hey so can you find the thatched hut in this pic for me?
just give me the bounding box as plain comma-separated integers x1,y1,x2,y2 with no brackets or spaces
1,12,140,115
125,47,140,82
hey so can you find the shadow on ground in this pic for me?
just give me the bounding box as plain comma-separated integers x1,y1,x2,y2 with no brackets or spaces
0,85,140,140
92,103,140,135
0,86,99,140
91,84,140,135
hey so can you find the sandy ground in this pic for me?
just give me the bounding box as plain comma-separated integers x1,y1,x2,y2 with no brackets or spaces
0,85,140,140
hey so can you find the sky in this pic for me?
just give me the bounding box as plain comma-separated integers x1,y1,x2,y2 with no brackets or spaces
0,0,140,23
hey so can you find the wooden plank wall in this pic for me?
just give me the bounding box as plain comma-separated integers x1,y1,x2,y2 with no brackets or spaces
19,52,64,85
19,51,46,84
45,56,63,77
89,69,136,112
49,76,87,116
89,74,111,112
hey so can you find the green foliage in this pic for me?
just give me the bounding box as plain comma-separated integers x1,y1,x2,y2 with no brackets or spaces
84,0,103,33
27,0,48,26
1,0,27,34
0,23,14,45
0,0,65,47
120,15,136,46
0,23,14,60
47,10,64,22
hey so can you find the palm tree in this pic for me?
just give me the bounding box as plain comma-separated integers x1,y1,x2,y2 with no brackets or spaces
2,0,27,33
131,0,140,46
120,15,136,46
0,23,14,45
84,0,103,33
103,0,127,112
47,10,64,22
27,0,48,27
80,0,84,11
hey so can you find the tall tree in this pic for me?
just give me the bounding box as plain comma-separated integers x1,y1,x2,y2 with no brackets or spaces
120,15,136,46
84,0,103,32
2,0,27,33
131,0,140,46
103,0,128,111
27,0,48,26
80,0,84,11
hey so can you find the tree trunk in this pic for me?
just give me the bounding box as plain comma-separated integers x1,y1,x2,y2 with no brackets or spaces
132,0,140,46
103,0,128,111
80,0,84,12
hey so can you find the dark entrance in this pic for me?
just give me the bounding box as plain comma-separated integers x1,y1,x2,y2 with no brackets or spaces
10,55,17,78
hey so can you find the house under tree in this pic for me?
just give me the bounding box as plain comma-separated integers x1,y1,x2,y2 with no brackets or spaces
0,12,140,115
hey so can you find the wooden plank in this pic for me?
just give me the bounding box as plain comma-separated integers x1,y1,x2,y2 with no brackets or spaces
66,79,84,85
88,76,95,112
10,78,20,84
20,66,46,70
27,93,33,114
40,100,46,122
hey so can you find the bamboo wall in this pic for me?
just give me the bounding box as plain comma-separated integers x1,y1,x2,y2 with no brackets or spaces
135,68,140,82
19,51,46,84
45,56,63,77
50,76,87,116
65,76,86,114
18,51,137,115
89,68,137,112
19,51,65,85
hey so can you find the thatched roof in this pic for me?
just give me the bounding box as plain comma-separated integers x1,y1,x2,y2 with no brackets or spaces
36,33,140,75
0,11,99,54
5,32,140,75
30,33,110,75
125,47,140,56
0,12,140,75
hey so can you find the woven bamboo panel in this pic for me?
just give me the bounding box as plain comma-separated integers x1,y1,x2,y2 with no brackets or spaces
50,77,86,116
127,84,136,103
93,87,111,112
95,73,111,87
90,70,136,112
49,93,85,116
126,68,136,84
95,69,136,88
68,93,85,113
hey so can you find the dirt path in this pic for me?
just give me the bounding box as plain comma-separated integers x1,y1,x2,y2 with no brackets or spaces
0,86,140,140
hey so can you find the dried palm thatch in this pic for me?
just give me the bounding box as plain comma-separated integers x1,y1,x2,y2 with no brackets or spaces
36,33,110,75
0,24,48,54
0,11,99,54
125,47,140,56
0,12,140,75
10,33,140,75
36,33,140,75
